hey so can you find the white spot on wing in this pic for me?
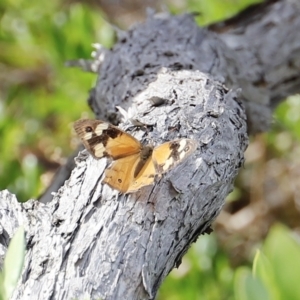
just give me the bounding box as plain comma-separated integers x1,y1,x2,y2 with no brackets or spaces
95,123,109,135
177,139,187,152
163,157,174,171
94,143,105,157
179,151,186,160
84,132,93,140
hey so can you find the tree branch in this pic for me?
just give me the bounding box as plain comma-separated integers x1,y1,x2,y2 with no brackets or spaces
1,0,299,298
40,0,300,204
4,69,247,299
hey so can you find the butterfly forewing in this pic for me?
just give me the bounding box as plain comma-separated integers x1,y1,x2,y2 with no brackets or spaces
128,139,197,193
127,156,156,193
74,119,142,159
152,139,197,174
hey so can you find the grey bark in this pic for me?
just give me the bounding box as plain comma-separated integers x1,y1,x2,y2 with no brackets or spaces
4,70,247,300
40,0,300,204
38,147,82,204
0,0,299,299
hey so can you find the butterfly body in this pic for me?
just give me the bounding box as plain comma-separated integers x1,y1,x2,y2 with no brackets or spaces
74,119,197,193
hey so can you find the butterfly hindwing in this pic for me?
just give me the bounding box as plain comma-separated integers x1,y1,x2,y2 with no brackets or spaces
103,153,141,193
73,119,142,159
104,146,156,193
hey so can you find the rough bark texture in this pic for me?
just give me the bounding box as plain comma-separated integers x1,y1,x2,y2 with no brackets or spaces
40,0,300,203
210,0,300,133
0,0,299,299
4,71,247,300
90,0,300,134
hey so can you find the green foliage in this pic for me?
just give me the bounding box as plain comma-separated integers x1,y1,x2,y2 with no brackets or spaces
0,0,114,201
233,224,300,300
254,224,300,300
160,224,300,300
168,0,263,25
158,234,235,300
0,227,25,300
234,267,270,300
269,95,300,150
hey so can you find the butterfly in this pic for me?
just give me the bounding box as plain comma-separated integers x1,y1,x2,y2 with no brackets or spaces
73,119,197,193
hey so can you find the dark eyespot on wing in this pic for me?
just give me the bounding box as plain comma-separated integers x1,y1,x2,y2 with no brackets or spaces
85,126,93,132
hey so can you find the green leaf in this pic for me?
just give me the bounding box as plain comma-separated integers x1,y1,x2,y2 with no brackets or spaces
3,227,25,299
252,250,280,300
0,272,5,300
234,267,270,300
263,224,300,300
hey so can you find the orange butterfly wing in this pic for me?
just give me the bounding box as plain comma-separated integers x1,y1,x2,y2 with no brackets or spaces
152,139,197,174
127,157,156,193
73,119,141,159
103,153,142,193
